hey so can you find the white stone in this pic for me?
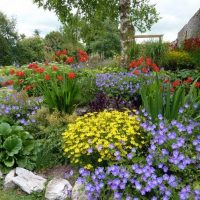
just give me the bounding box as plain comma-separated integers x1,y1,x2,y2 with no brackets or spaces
12,167,47,194
4,169,16,189
45,178,72,200
71,181,87,200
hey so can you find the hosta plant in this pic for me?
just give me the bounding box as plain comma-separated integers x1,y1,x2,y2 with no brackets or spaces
0,121,40,171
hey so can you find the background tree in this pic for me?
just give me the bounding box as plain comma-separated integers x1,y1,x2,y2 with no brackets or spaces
88,19,121,58
33,0,160,66
15,36,45,65
0,11,18,66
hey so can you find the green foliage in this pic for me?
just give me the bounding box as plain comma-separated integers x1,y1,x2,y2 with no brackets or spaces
0,11,18,66
0,121,40,171
87,19,121,58
163,51,195,70
128,41,169,65
38,72,81,113
139,73,186,121
27,107,77,169
15,36,45,65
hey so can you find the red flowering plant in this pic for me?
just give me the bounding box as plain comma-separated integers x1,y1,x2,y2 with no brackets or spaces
5,62,72,96
129,57,200,121
37,71,80,113
54,49,89,68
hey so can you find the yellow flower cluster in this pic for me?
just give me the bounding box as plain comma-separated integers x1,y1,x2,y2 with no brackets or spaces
62,110,144,168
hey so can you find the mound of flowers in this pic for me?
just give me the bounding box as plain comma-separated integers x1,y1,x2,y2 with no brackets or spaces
62,110,145,169
77,112,200,200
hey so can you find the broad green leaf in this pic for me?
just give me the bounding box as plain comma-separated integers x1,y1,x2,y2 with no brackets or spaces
3,135,22,156
0,123,12,136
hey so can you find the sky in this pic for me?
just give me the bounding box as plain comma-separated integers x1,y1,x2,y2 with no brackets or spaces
0,0,200,42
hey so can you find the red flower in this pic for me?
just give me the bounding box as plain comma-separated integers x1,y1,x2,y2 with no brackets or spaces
133,70,140,75
44,61,49,66
164,79,169,83
67,72,76,79
1,81,8,87
184,77,193,84
25,85,31,91
172,80,181,87
18,79,23,84
16,71,25,77
141,67,148,74
52,66,58,71
195,82,200,88
66,57,74,64
170,87,175,92
137,57,144,66
152,65,160,72
28,63,38,69
129,60,137,68
9,69,15,75
57,75,63,81
7,80,14,85
44,75,51,81
79,56,88,62
146,57,152,66
35,67,45,73
62,49,67,55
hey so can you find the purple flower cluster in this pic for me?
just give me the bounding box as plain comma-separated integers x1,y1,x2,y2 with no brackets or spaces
96,72,140,98
0,92,42,126
78,114,200,199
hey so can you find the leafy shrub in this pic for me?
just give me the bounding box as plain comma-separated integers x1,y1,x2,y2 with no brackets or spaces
163,51,195,70
78,115,200,199
0,121,40,171
62,110,144,169
27,107,77,169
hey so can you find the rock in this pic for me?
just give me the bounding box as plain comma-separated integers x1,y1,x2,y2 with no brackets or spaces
4,169,16,189
71,181,87,200
45,178,72,200
12,167,47,194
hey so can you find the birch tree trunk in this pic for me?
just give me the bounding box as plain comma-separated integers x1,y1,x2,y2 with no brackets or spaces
119,0,135,67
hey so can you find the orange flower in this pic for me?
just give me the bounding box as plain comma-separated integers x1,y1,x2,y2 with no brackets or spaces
52,66,58,71
9,69,15,75
67,72,76,79
57,75,63,81
152,65,160,72
35,67,45,73
137,57,144,66
133,70,140,75
44,75,51,81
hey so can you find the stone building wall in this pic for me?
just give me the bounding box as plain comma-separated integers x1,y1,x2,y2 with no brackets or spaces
177,9,200,46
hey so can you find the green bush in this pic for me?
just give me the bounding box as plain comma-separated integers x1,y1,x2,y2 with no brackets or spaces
0,121,40,171
163,51,195,70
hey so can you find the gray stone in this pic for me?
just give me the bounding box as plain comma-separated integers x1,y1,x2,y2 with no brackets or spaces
12,167,47,194
45,178,72,200
4,169,16,189
177,9,200,46
71,181,87,200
